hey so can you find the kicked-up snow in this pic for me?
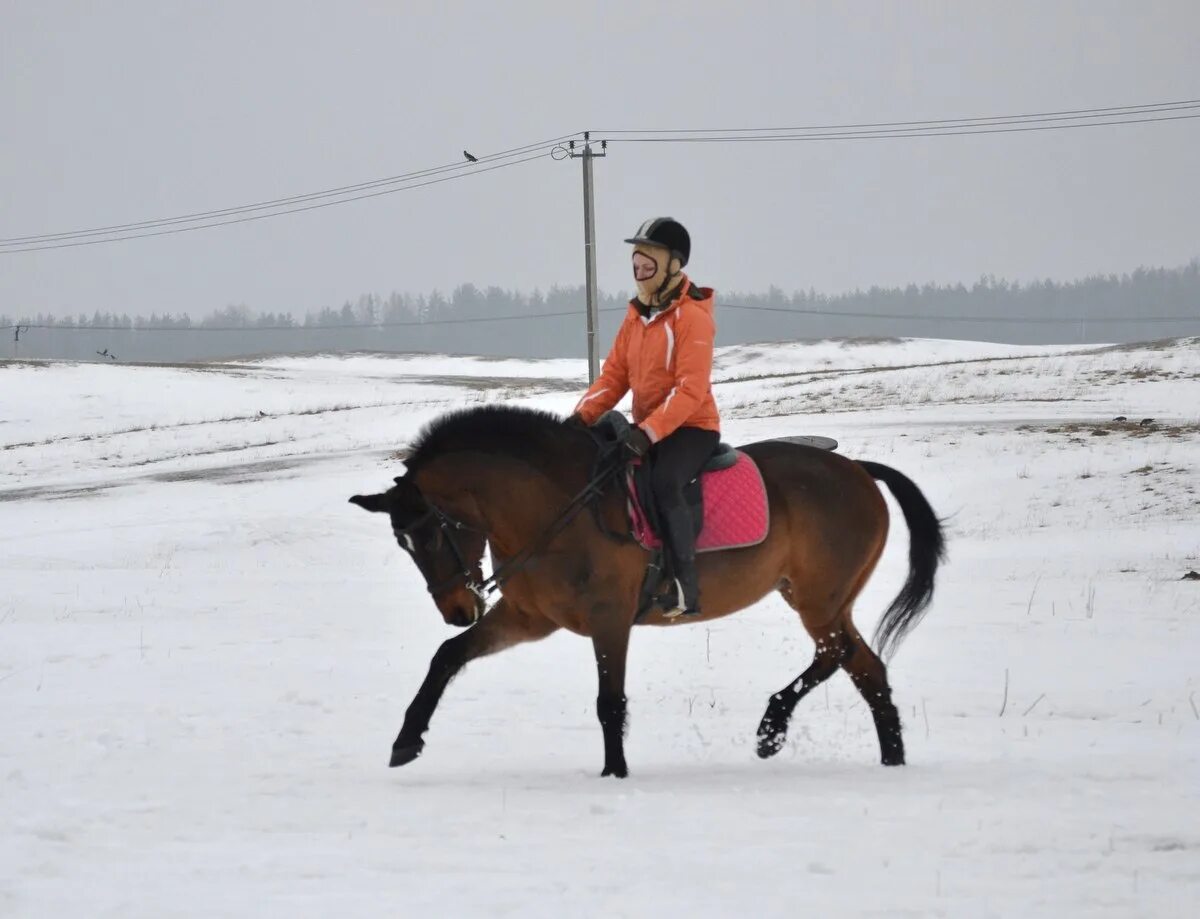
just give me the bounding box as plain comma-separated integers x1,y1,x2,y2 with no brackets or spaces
2,337,1198,917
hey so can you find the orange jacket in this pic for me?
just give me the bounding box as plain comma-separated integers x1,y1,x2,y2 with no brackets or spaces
574,277,720,443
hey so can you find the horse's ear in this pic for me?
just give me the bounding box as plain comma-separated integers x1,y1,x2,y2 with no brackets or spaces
349,493,389,513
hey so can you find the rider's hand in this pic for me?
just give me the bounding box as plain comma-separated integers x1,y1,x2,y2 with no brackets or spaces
565,413,589,431
626,427,652,457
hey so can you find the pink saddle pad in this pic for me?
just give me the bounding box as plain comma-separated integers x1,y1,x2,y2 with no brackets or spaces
628,450,769,553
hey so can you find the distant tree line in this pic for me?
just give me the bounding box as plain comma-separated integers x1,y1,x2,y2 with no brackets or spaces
3,259,1197,362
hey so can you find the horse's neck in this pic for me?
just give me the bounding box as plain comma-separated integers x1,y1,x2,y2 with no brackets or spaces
423,451,579,555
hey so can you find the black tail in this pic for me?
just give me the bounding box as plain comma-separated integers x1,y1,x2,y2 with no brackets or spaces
858,461,946,660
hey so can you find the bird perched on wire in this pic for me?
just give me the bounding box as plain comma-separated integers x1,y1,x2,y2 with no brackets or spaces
463,150,478,163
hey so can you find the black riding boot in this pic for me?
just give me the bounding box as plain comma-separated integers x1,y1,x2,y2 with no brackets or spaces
661,504,701,616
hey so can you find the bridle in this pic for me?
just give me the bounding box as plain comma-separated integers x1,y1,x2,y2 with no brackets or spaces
394,442,627,620
393,507,488,606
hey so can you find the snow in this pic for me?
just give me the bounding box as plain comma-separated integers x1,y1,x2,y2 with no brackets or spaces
2,338,1199,917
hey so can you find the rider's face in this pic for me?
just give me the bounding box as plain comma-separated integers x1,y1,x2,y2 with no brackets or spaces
632,249,659,282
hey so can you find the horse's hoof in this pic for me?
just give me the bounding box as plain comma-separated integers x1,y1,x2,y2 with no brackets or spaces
881,738,905,766
756,726,786,759
753,734,782,763
389,742,424,768
600,764,628,778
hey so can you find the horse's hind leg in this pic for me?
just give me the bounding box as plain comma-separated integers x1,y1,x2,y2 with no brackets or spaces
756,620,852,759
841,626,905,765
755,615,904,765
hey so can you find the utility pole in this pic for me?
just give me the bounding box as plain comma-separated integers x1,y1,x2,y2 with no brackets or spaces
568,133,606,383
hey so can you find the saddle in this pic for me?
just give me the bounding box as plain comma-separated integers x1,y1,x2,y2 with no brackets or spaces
589,412,836,620
627,446,766,553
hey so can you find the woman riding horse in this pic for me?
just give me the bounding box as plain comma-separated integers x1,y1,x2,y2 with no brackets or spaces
571,217,717,616
349,220,946,778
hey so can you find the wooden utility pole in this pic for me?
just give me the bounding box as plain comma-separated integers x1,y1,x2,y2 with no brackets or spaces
569,134,606,383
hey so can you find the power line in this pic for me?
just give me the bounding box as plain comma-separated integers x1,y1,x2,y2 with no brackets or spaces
4,303,1195,333
9,97,1198,247
719,303,1199,324
596,98,1200,134
6,97,1197,254
604,111,1200,145
0,132,582,247
0,309,594,332
0,150,554,254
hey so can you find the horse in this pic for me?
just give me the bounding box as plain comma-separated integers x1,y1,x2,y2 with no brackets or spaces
350,405,945,778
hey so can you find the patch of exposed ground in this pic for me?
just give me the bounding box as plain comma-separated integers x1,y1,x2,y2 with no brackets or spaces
1016,419,1200,441
0,449,396,502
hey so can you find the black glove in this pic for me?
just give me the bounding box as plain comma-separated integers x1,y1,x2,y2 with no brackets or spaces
564,413,589,431
626,426,652,457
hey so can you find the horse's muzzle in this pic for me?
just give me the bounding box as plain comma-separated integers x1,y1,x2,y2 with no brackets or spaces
442,593,485,628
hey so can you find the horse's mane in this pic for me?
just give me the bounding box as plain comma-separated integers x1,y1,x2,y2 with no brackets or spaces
405,404,588,473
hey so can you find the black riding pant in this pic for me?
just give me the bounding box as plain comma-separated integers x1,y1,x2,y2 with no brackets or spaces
648,426,720,513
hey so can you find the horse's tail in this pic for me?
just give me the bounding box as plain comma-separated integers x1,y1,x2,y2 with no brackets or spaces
857,461,946,660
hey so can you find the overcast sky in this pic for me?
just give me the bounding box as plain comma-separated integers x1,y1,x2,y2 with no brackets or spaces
3,1,1197,319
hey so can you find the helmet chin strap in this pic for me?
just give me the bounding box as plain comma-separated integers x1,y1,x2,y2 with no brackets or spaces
651,260,682,307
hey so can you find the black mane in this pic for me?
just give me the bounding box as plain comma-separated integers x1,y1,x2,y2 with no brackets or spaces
405,404,586,473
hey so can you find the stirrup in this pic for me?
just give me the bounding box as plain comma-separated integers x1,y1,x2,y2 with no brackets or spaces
662,579,701,619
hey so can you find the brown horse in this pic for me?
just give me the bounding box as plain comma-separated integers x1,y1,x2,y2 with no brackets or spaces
350,405,944,778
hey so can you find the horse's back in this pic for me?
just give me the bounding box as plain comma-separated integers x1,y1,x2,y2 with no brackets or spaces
739,439,889,546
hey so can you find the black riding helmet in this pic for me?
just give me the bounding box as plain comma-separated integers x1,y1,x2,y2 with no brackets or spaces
624,217,690,268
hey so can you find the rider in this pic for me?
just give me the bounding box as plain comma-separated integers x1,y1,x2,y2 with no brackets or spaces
570,217,719,616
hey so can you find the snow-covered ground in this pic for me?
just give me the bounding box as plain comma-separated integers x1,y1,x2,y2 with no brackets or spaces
2,338,1198,917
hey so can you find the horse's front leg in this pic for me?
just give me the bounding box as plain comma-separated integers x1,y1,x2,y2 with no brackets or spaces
591,613,633,778
390,597,557,768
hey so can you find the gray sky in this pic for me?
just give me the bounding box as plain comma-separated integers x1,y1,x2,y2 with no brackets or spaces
3,1,1198,319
